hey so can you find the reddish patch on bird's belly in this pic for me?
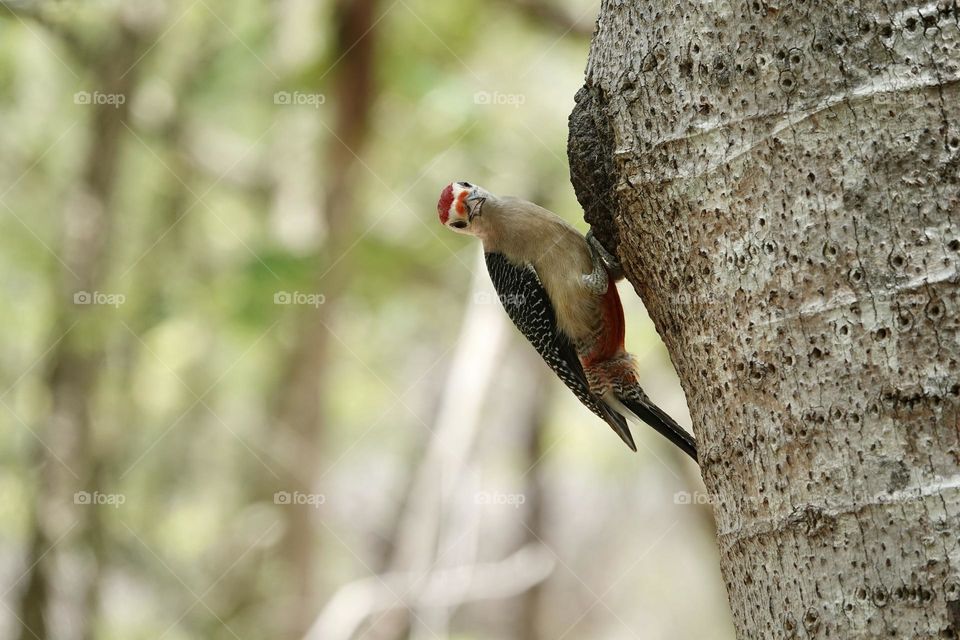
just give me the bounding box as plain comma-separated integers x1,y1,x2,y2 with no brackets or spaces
583,278,625,367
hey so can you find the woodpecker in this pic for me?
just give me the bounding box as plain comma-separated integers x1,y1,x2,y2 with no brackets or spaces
437,181,697,462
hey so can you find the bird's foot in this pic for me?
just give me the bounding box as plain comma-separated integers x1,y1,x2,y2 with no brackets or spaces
586,230,624,282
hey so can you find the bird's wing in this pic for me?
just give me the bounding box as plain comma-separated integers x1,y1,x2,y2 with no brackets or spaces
484,252,635,450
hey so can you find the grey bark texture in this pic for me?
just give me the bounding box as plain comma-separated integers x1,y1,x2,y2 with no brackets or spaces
569,1,960,638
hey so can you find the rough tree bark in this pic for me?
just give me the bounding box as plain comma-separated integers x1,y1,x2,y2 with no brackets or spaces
569,1,960,638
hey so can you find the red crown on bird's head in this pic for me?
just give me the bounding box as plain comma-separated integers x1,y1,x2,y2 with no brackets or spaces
437,182,473,225
437,183,455,224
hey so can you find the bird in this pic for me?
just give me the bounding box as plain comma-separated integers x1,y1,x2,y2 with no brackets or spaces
437,181,697,462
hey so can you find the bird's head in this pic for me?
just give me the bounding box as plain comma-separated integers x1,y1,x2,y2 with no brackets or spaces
437,181,491,236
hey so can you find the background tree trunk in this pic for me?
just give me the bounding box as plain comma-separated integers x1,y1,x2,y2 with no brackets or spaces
271,0,378,635
569,1,960,638
13,19,147,640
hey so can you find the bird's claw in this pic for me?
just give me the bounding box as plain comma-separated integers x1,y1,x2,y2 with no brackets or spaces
586,230,624,282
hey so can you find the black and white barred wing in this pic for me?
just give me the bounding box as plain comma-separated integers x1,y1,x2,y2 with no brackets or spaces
484,252,635,449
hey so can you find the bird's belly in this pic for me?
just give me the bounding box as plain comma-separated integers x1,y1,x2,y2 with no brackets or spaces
541,276,599,342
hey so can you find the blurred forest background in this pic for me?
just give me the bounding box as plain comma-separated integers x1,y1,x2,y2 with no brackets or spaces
0,0,734,638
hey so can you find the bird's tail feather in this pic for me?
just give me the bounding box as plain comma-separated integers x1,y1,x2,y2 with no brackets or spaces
599,403,636,452
610,393,698,463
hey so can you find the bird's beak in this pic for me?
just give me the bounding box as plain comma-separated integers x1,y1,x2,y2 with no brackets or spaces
468,199,484,221
466,193,485,220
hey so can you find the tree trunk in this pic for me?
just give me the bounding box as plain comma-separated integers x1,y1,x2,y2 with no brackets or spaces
271,0,379,635
569,2,960,638
14,20,146,640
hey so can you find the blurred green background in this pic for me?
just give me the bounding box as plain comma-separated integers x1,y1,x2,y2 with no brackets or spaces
0,1,733,638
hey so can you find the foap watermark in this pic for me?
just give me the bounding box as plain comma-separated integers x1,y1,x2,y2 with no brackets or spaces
274,490,325,508
274,291,326,307
74,490,126,508
673,490,718,506
473,291,525,306
663,291,730,307
74,291,125,308
274,91,326,108
863,290,930,306
475,491,526,508
74,91,126,108
473,90,526,108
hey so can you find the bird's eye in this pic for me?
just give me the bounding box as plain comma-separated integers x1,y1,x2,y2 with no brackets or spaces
450,220,468,229
459,181,473,188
